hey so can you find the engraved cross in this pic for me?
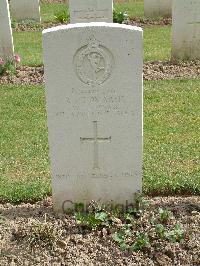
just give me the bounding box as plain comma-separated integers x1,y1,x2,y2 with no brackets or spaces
80,121,111,170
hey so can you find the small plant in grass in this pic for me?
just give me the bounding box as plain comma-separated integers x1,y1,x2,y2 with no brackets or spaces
155,223,185,243
155,223,166,239
20,19,40,26
11,19,18,29
131,232,150,252
54,10,69,23
165,223,185,243
75,212,106,230
158,208,173,223
16,19,41,30
0,215,6,225
113,9,129,24
75,202,111,230
27,218,57,247
72,194,186,253
112,228,150,252
135,193,150,211
124,212,134,224
126,193,150,219
112,225,132,251
0,54,20,76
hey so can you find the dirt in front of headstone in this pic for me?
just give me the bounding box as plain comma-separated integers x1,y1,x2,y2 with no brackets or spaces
128,17,172,27
0,61,200,85
12,21,63,32
0,66,44,85
12,18,171,32
144,60,200,80
0,196,199,266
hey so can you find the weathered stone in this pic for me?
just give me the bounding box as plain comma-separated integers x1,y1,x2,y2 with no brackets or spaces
43,23,143,212
144,0,172,18
10,0,41,22
69,0,113,23
0,0,14,60
172,0,200,60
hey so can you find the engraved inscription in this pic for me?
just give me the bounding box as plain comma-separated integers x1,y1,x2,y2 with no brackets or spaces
55,86,133,118
80,121,111,170
55,172,135,179
74,36,114,86
73,8,109,20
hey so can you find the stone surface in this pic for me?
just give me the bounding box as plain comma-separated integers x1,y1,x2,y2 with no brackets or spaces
69,0,113,23
144,0,172,18
43,23,143,212
0,0,14,60
172,0,200,60
10,0,41,22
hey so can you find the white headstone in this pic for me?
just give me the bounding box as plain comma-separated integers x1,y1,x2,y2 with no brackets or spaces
144,0,172,18
69,0,113,23
10,0,41,22
43,23,143,212
0,0,14,60
172,0,200,60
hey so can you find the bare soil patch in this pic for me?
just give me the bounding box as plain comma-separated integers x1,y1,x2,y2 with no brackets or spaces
12,22,63,32
12,19,171,32
0,61,199,85
0,196,199,265
128,17,172,27
0,66,44,86
144,60,200,81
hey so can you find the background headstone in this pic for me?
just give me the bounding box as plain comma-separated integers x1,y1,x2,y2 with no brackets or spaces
43,23,143,212
69,0,113,23
10,0,41,22
0,0,14,60
144,0,172,18
172,0,200,60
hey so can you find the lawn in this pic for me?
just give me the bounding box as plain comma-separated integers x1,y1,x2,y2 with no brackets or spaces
0,85,50,202
144,26,171,61
13,26,171,66
13,31,42,66
0,80,199,203
1,2,199,264
40,0,144,23
144,79,200,195
12,0,171,65
40,3,68,23
111,0,144,19
1,0,199,203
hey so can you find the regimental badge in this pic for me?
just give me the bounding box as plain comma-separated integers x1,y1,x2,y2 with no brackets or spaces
74,36,114,86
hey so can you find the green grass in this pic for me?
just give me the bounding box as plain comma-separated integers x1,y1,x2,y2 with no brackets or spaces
0,80,199,203
13,32,42,66
12,1,171,65
0,85,50,203
144,26,171,61
13,26,171,66
114,0,144,18
40,3,68,23
143,79,200,195
40,1,144,23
